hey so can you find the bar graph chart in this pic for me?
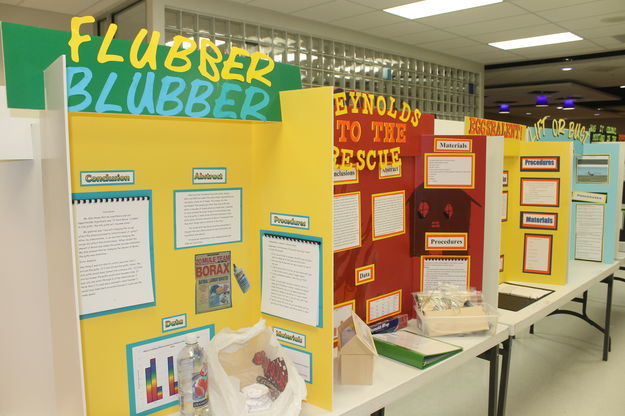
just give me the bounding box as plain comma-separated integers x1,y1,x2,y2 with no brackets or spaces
145,358,164,403
127,326,213,415
167,356,178,395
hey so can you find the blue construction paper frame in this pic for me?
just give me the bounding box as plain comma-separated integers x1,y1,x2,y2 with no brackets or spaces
72,190,156,319
260,230,323,328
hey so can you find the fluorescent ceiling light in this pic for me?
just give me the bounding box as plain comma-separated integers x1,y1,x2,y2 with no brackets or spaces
489,32,582,50
561,67,573,71
384,0,502,19
620,85,625,88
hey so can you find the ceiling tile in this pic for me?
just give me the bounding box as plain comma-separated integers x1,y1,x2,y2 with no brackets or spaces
508,0,593,12
330,10,408,30
466,50,527,65
420,37,482,51
513,41,606,59
554,13,625,31
448,44,503,55
448,13,551,37
590,36,625,48
247,0,332,14
413,2,528,28
536,0,625,23
401,29,458,44
367,20,434,37
346,0,413,10
292,0,374,22
575,25,625,39
469,24,575,43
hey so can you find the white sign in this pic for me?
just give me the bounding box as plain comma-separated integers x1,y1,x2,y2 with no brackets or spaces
520,157,559,171
425,154,474,188
435,139,472,152
174,188,242,249
270,213,310,230
425,233,467,250
521,212,557,229
333,167,358,183
572,190,607,203
80,170,134,186
272,327,307,348
380,164,401,178
192,168,227,184
333,192,361,251
162,314,187,332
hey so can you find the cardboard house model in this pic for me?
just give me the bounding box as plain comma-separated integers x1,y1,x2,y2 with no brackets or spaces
337,311,378,385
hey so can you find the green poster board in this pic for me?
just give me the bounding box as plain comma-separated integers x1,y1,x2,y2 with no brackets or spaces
1,22,302,121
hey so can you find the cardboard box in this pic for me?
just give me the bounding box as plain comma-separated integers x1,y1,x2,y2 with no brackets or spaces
337,311,378,385
415,304,497,336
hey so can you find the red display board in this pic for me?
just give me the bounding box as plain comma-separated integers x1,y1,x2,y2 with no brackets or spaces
413,135,487,292
333,92,488,327
332,91,433,324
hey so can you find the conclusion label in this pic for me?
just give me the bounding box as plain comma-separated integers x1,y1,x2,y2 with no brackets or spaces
333,167,358,184
80,170,134,186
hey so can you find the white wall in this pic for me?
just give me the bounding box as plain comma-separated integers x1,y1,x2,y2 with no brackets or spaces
0,8,73,413
434,119,465,135
0,122,58,416
0,4,78,86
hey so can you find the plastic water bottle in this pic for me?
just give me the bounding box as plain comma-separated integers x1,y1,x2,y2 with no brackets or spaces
177,334,209,415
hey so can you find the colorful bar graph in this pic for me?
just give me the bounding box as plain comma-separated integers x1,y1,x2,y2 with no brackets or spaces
144,358,163,403
167,356,178,395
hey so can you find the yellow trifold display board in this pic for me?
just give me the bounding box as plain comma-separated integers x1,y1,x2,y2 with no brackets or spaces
46,79,335,414
499,139,572,285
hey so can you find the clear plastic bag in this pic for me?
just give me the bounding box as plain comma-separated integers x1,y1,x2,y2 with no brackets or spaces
412,285,497,336
207,319,307,416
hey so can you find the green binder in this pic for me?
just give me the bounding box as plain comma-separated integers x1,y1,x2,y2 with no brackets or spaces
373,329,463,369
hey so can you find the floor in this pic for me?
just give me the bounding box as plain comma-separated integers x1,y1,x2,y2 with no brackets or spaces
386,276,625,416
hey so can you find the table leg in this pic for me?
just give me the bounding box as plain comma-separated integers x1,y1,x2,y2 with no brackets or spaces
603,274,614,361
487,345,499,416
478,345,499,416
497,337,512,416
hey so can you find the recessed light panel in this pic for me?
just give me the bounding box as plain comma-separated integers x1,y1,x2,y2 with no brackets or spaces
489,32,582,50
384,0,502,19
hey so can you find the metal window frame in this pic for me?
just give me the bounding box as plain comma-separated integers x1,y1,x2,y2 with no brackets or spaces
163,8,480,120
